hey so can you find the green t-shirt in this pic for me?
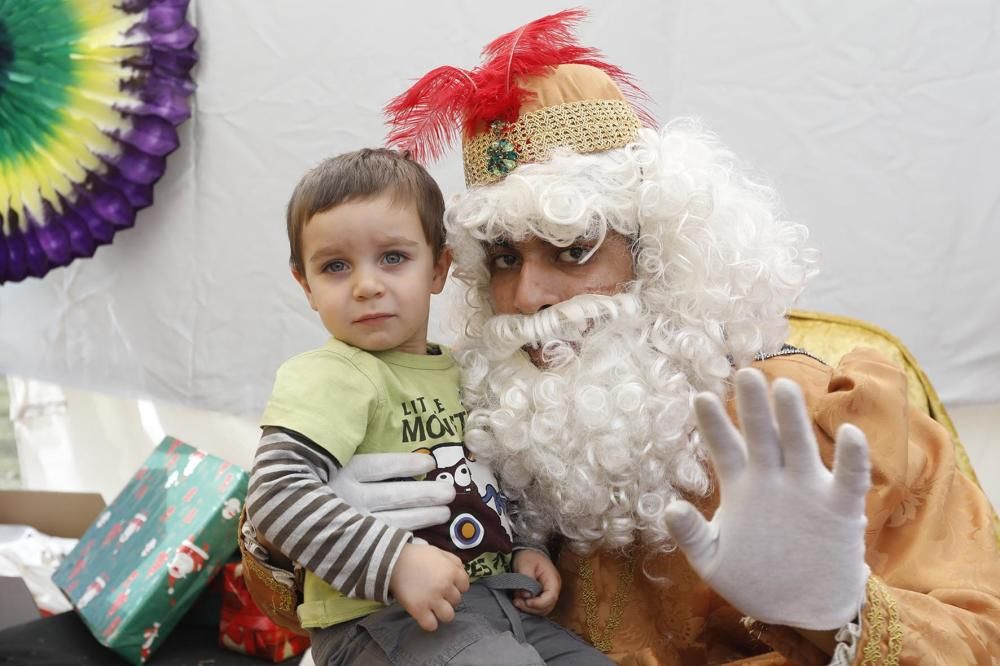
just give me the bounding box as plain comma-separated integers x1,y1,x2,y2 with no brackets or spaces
261,338,512,627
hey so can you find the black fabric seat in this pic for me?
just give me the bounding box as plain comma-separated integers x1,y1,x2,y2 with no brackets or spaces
0,611,300,665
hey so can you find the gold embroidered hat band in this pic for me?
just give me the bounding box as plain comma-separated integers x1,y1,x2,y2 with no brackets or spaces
460,66,642,186
384,9,654,187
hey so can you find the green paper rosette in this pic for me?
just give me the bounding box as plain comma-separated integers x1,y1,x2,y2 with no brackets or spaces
0,0,196,284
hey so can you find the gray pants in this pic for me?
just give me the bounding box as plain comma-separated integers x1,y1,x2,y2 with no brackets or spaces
310,580,611,665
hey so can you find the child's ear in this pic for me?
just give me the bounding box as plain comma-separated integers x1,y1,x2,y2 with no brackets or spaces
291,265,318,311
430,246,452,295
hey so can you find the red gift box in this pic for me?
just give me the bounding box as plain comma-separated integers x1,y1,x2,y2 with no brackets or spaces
219,563,310,661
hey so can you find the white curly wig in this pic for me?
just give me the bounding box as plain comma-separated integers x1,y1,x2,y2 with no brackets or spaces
448,119,819,554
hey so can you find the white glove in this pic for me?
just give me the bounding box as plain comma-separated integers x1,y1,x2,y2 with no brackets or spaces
328,452,454,532
664,368,871,631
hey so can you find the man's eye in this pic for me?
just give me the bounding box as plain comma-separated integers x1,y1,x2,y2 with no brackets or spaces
324,260,348,273
491,254,519,269
558,246,591,264
383,252,406,265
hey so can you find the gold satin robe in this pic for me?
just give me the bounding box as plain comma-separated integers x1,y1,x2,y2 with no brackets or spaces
552,349,1000,665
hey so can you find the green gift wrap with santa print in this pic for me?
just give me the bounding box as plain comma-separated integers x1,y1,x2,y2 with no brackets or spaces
52,437,248,664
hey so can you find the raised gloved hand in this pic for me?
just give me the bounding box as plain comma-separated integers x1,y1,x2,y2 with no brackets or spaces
329,452,454,532
664,368,871,631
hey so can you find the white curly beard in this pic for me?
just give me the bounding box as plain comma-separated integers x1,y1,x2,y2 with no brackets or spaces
458,292,717,555
448,121,819,554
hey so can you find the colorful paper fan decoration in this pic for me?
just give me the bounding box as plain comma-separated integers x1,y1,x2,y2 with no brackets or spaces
0,0,197,284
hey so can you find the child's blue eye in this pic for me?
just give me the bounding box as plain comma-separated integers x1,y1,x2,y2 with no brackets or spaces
324,260,348,273
383,252,406,265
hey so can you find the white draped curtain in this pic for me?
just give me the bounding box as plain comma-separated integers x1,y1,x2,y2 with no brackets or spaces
1,0,998,474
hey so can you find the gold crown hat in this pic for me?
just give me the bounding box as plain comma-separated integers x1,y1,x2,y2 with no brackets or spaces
385,8,655,187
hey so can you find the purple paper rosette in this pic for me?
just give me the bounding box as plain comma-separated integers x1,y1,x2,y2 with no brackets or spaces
0,0,197,284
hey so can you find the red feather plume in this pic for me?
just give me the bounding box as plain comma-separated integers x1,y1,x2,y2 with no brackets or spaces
385,8,655,163
384,65,480,164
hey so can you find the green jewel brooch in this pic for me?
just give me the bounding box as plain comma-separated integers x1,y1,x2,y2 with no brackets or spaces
486,120,518,176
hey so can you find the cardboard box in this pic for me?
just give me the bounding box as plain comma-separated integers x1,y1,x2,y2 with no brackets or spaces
0,489,107,539
0,489,106,630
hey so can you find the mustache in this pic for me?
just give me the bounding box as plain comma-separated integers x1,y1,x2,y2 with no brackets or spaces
479,292,643,360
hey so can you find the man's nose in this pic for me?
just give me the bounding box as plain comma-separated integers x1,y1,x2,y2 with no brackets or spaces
512,259,559,314
352,269,384,300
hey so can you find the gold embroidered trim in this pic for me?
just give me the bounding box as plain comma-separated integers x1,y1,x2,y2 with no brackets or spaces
861,577,902,666
241,546,298,613
578,550,637,653
462,99,640,187
238,511,298,613
885,582,903,663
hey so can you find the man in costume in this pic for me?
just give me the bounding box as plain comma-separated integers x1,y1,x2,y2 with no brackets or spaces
244,9,1000,664
386,9,1000,664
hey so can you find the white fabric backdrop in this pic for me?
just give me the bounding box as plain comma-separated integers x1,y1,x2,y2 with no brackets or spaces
1,0,999,417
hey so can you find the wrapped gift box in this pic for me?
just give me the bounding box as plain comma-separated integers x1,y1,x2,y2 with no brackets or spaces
219,562,310,662
51,437,247,664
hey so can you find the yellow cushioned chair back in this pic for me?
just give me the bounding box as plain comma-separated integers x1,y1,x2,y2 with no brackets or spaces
787,309,1000,544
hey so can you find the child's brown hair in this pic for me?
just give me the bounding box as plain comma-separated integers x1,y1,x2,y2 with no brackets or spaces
286,148,445,274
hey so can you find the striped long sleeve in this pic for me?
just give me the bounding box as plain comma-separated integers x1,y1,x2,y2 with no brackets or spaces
246,428,411,604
